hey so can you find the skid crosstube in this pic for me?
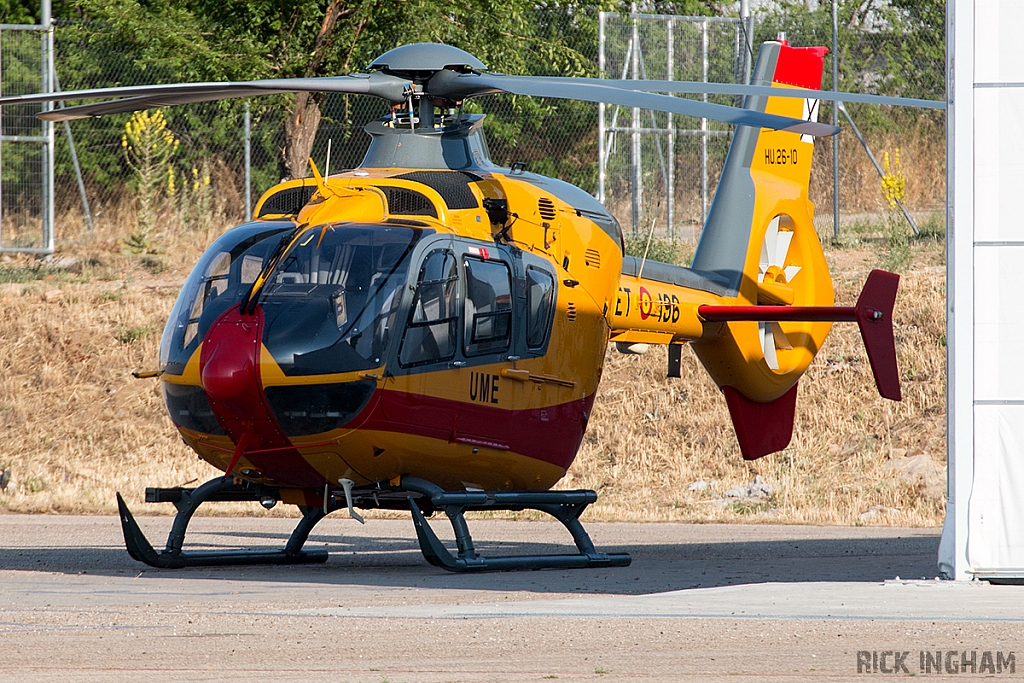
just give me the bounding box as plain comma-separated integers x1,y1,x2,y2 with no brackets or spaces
116,475,630,572
116,477,328,569
401,476,632,572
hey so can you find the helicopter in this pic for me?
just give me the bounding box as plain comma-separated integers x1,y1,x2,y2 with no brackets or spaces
0,39,919,572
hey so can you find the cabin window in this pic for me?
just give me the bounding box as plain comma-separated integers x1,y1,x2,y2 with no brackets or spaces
526,267,555,349
399,249,459,366
464,257,512,356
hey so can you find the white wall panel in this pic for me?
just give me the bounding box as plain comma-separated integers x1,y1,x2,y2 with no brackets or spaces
975,3,1024,82
974,89,1024,242
974,246,1024,399
968,405,1024,570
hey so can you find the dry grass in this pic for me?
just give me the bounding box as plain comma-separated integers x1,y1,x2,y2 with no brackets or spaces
0,207,947,526
809,123,946,219
567,236,946,526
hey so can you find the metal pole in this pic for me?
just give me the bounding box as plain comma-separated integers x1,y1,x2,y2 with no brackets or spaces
601,32,634,210
838,102,919,235
54,72,93,232
244,100,252,219
740,0,753,85
630,4,641,238
701,20,709,221
598,12,606,205
636,44,669,233
1,30,5,249
666,18,674,240
832,0,840,240
42,0,53,254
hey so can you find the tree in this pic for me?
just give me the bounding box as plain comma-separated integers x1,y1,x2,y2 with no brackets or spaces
63,0,627,180
753,0,944,100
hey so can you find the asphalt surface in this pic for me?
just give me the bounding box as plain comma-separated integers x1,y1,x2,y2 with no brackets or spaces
0,514,1019,682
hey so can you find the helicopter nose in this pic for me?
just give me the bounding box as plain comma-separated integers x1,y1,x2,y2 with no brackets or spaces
197,304,328,489
200,305,265,418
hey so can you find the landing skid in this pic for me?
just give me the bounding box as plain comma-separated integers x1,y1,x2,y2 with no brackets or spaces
115,475,631,572
400,476,632,572
116,477,328,568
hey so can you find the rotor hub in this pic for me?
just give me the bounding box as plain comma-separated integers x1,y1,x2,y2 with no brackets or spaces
370,43,486,77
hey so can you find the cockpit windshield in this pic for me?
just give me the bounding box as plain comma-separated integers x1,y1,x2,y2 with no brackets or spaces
160,221,294,374
258,224,427,375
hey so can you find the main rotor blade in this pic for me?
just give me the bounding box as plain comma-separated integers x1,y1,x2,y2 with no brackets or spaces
518,77,946,110
0,73,412,122
429,71,838,136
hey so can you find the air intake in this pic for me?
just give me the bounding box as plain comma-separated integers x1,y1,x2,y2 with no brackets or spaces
538,197,557,220
381,186,437,217
257,185,317,217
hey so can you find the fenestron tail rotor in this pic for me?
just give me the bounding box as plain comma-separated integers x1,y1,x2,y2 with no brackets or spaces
758,216,801,370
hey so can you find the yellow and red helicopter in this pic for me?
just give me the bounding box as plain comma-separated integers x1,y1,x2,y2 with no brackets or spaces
3,40,919,571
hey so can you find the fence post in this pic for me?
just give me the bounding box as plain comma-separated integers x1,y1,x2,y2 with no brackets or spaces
701,20,709,222
54,72,93,232
244,100,251,220
832,0,840,240
598,12,605,205
666,18,674,240
42,0,54,254
630,3,641,238
740,0,752,84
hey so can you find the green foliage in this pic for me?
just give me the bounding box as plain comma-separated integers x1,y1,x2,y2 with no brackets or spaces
0,264,45,283
0,0,36,24
54,1,630,190
623,236,692,266
754,0,944,98
122,109,178,240
117,325,151,344
37,1,944,222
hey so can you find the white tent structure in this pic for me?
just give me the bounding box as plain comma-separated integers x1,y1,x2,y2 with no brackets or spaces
942,0,1024,580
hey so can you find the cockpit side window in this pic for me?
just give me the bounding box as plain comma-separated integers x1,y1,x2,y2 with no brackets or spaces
463,257,512,357
399,249,460,367
525,266,556,349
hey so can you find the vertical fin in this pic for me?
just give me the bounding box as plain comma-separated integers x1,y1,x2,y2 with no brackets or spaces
722,384,798,460
691,41,828,296
689,41,831,458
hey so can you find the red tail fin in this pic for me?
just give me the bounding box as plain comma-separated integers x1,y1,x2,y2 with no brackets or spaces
722,384,798,460
855,270,901,401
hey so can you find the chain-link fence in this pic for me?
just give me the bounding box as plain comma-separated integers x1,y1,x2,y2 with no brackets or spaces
1,24,51,252
755,2,946,236
598,12,748,240
48,11,608,240
2,4,944,251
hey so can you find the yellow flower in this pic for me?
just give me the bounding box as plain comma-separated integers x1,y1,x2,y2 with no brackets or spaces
880,147,907,210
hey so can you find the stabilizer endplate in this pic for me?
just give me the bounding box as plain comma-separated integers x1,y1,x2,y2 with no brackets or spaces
722,384,799,460
855,270,902,401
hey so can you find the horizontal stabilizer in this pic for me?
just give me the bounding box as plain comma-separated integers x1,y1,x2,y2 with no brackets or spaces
723,384,798,460
698,269,902,402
